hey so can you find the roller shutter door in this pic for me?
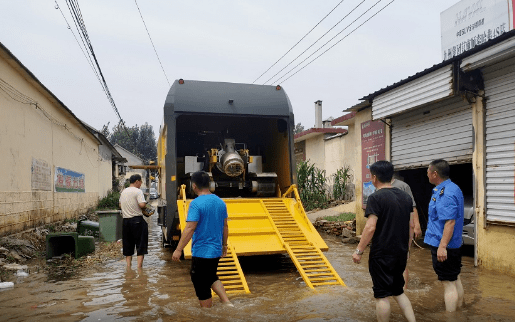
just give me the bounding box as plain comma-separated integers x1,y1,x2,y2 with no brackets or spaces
483,57,515,224
391,96,473,170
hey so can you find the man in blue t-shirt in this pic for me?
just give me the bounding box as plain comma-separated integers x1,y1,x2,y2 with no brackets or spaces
425,159,464,312
172,171,233,308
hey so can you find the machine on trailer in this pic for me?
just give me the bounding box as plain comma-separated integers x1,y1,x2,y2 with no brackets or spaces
156,79,344,294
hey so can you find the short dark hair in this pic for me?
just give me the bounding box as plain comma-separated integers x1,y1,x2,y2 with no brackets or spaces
191,171,210,189
369,161,394,183
129,174,142,184
429,159,450,179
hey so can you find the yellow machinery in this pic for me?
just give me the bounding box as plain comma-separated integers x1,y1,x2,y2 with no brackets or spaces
157,80,345,294
178,184,345,294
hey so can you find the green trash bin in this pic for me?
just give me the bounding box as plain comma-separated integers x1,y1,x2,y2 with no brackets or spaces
96,210,123,242
46,232,95,259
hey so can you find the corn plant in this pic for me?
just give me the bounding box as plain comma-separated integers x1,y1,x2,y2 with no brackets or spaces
332,165,351,201
296,160,328,211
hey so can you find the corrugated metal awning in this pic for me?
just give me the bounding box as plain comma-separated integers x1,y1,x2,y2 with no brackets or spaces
461,36,515,72
372,65,454,120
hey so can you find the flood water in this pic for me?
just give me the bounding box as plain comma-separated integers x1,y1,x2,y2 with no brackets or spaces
1,216,515,321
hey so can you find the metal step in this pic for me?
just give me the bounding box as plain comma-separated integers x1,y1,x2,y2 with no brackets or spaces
262,199,345,289
213,242,250,296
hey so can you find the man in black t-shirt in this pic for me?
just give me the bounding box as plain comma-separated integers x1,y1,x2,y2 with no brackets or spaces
352,161,416,322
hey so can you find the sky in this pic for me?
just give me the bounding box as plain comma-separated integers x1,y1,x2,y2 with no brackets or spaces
1,0,461,138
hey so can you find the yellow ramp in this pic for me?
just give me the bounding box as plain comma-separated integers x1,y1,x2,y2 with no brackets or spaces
262,198,345,288
177,185,345,290
214,242,250,295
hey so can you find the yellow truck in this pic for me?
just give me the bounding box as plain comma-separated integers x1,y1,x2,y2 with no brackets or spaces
156,79,344,293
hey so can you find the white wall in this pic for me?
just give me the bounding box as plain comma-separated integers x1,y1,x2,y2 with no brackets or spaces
0,50,104,236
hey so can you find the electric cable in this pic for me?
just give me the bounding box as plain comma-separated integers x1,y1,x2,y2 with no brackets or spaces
63,0,131,139
62,0,113,105
55,1,101,85
135,0,170,86
272,0,395,85
262,0,366,85
252,0,347,84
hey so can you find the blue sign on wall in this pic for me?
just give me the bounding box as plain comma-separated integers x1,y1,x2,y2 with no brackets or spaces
55,167,85,193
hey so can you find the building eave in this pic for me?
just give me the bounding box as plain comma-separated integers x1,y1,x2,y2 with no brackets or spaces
114,144,143,163
82,123,127,162
331,111,356,127
294,128,348,143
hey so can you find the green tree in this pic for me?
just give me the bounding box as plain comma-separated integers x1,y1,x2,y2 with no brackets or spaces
104,122,157,163
137,123,157,162
294,123,305,134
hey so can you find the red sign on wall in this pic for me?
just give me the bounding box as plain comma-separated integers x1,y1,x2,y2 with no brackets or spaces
361,120,386,209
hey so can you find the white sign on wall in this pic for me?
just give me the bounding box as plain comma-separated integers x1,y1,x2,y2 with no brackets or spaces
441,0,514,60
31,158,52,191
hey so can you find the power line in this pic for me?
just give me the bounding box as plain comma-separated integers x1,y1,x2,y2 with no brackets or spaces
252,0,347,84
62,0,130,139
60,0,112,106
54,1,101,84
134,0,170,87
272,0,394,85
263,0,366,85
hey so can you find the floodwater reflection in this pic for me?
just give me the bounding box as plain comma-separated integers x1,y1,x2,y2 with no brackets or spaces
0,217,515,321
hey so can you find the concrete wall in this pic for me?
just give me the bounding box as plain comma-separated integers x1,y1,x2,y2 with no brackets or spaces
350,109,373,235
98,143,114,197
324,132,356,202
325,131,356,177
304,136,325,171
325,136,345,176
0,50,103,236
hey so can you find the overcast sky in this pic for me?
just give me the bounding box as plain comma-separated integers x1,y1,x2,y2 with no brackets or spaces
1,0,461,138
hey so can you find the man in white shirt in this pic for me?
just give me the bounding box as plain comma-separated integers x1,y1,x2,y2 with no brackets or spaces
119,174,147,269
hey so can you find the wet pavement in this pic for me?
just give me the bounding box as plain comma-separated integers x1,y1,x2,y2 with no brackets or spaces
1,216,515,321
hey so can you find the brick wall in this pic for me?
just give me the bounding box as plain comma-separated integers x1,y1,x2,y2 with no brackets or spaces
0,191,98,236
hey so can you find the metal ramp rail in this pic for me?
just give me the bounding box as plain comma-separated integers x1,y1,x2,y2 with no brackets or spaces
177,184,344,293
262,185,345,288
215,242,250,295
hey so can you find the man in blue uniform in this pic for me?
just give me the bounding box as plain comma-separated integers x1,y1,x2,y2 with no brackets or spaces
172,171,233,308
424,159,464,312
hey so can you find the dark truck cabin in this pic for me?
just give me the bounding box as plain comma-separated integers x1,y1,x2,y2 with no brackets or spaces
176,114,292,197
160,79,295,247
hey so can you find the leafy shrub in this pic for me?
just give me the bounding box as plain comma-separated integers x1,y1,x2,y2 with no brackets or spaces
332,166,351,201
296,160,328,211
97,190,121,210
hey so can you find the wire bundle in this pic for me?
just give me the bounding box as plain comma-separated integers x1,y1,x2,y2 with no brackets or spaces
253,0,396,85
56,0,128,135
